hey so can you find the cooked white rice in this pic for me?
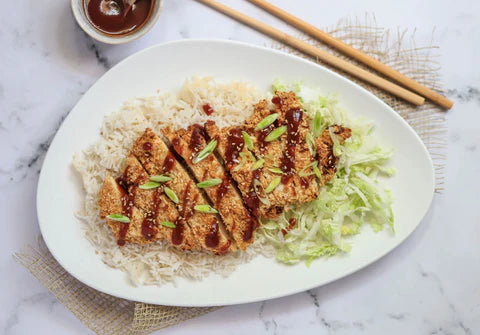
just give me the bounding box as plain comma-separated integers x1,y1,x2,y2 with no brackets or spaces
73,76,276,286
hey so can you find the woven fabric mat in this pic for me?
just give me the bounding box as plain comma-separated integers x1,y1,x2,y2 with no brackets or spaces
14,15,446,335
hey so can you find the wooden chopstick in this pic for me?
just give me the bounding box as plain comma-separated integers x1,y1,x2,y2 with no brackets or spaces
248,0,453,109
195,0,425,106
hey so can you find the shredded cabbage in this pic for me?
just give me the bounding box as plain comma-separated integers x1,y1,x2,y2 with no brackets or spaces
259,80,395,265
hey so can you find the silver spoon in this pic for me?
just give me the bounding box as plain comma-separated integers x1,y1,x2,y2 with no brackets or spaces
123,0,136,17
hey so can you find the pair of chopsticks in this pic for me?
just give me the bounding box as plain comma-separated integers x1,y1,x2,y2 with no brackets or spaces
195,0,453,109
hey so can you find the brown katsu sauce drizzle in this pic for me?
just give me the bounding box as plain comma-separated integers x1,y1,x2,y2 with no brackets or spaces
201,170,209,182
202,104,214,116
171,219,185,245
142,141,152,151
280,145,295,184
318,125,349,176
252,168,261,183
117,224,129,246
242,215,257,242
280,105,303,184
115,169,141,246
171,137,181,155
300,177,309,188
225,127,244,170
162,151,176,173
215,177,230,205
189,124,205,154
141,219,155,241
281,218,297,236
171,181,192,246
172,181,199,245
218,241,231,254
115,166,130,191
324,147,338,173
243,169,261,219
271,96,283,106
257,123,274,153
205,220,219,248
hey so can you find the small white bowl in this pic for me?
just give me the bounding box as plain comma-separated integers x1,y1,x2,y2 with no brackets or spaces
71,0,164,44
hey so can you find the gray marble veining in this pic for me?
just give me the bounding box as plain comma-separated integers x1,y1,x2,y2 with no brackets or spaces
446,87,480,105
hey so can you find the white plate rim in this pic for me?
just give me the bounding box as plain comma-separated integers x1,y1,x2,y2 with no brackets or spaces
36,39,435,306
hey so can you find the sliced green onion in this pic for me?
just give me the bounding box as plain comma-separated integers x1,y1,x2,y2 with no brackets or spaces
106,214,130,223
265,176,281,193
233,151,256,172
197,178,222,188
164,187,179,203
160,221,176,228
193,139,217,164
268,167,284,174
313,163,322,179
150,174,172,182
265,126,286,142
242,131,254,150
306,132,316,156
241,151,256,161
299,161,318,177
329,127,343,157
251,158,265,170
313,111,322,136
194,204,219,214
139,181,161,189
255,113,278,130
264,153,275,161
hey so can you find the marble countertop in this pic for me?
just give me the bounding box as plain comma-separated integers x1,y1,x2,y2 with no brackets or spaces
1,0,479,334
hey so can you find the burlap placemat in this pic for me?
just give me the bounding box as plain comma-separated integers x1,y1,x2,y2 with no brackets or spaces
14,14,446,335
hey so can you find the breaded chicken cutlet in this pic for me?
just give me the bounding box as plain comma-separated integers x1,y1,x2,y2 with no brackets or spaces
206,91,320,219
131,128,234,254
162,124,258,250
98,91,352,255
315,125,352,185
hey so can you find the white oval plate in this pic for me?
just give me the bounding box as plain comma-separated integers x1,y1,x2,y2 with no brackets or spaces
37,40,434,307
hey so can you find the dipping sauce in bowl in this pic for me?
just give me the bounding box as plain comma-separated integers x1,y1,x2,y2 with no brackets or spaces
84,0,155,36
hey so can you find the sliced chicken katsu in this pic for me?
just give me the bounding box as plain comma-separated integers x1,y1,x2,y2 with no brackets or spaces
131,128,234,254
99,175,148,245
270,91,318,203
162,124,258,250
98,160,199,249
117,154,199,250
240,100,291,217
315,125,352,186
242,92,319,210
204,121,282,219
242,99,298,213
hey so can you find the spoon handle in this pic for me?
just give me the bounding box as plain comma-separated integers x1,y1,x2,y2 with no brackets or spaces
123,0,136,17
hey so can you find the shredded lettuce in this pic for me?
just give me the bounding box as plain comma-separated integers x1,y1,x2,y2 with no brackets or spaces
259,80,395,265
